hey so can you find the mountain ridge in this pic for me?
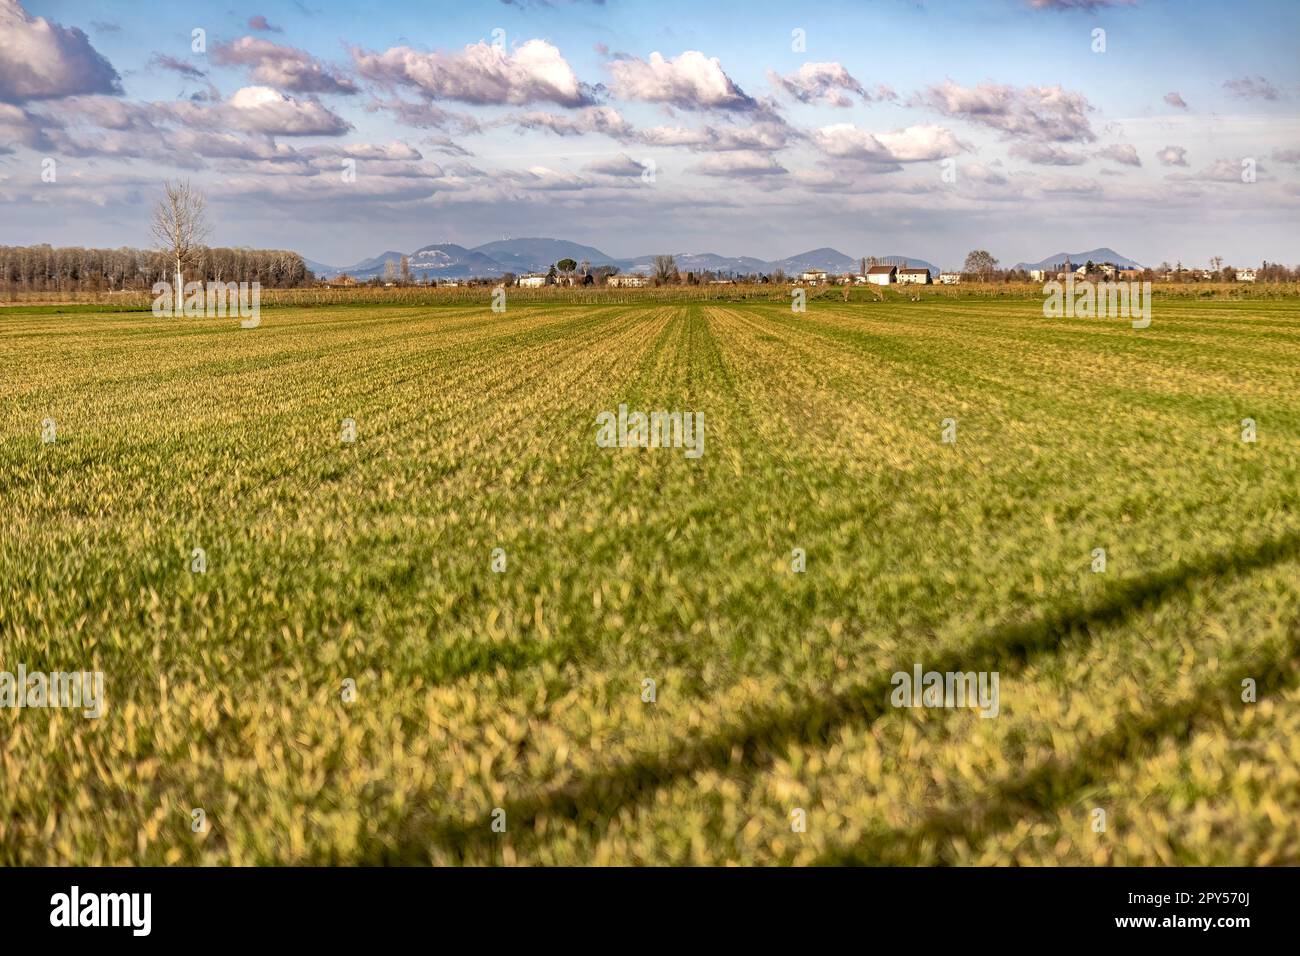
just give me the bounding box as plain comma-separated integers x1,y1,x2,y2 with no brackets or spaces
305,238,1139,280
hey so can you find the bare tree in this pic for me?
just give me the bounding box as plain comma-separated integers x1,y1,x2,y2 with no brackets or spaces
150,180,209,311
962,249,998,281
400,255,411,284
653,254,677,284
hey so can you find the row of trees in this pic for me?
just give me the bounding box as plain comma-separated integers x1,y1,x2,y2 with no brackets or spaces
0,244,313,291
4,181,311,292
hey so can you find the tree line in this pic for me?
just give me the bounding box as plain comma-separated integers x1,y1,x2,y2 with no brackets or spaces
0,244,314,292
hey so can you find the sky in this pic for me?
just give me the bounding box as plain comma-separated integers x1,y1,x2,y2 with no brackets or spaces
1,0,1298,270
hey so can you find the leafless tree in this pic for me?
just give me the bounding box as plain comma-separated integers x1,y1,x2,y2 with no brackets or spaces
150,180,209,309
653,254,677,284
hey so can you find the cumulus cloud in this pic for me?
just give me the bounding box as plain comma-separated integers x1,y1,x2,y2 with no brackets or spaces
688,151,787,177
0,101,53,151
1096,143,1141,166
1009,142,1088,165
584,153,648,177
812,123,967,163
160,86,353,137
1156,144,1188,166
638,119,794,152
767,62,883,107
214,37,358,95
352,39,591,106
606,50,757,111
1167,158,1258,183
1163,91,1187,109
917,79,1095,142
0,0,122,103
1224,76,1281,100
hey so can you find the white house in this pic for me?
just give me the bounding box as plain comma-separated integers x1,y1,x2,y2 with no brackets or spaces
1029,269,1046,282
800,269,829,284
517,274,548,288
1237,268,1257,282
897,267,931,285
607,274,648,288
938,273,961,284
866,265,897,285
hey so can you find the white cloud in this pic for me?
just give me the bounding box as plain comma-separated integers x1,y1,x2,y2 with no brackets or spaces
813,123,967,163
606,50,756,111
918,79,1095,142
0,0,121,103
688,151,787,177
1009,142,1088,165
161,86,353,137
214,37,358,95
352,39,590,106
1096,143,1141,167
767,62,877,108
1156,144,1188,166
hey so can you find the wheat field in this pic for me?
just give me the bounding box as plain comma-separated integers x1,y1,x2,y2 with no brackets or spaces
2,295,1298,865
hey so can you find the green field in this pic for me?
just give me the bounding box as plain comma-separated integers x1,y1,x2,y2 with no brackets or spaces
2,296,1298,865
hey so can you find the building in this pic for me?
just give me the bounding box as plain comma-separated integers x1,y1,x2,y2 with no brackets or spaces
897,267,932,285
800,269,828,284
866,264,897,285
1118,268,1144,281
938,272,961,284
517,274,548,288
607,274,649,288
1237,268,1257,282
1029,269,1046,282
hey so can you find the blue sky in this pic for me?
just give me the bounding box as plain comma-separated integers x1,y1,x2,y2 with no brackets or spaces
3,0,1298,269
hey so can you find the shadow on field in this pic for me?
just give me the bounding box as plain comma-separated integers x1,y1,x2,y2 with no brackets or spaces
391,530,1300,864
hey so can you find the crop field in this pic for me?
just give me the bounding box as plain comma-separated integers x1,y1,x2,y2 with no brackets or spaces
2,295,1299,865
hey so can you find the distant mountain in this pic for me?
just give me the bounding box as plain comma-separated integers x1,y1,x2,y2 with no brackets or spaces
771,247,860,275
303,239,947,281
302,258,339,277
622,252,774,275
408,243,507,278
470,238,620,273
1012,247,1142,272
306,251,404,278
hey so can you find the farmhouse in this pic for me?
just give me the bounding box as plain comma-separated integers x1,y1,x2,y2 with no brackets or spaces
897,267,932,285
517,274,548,288
607,274,648,288
800,269,829,284
1237,268,1257,282
866,265,897,285
938,272,961,284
